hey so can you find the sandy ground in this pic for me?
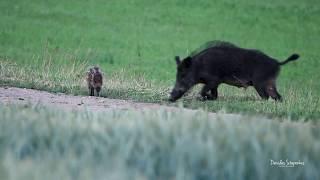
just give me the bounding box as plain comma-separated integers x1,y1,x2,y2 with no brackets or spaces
0,87,242,119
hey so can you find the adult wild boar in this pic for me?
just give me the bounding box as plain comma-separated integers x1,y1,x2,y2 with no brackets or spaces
169,41,299,102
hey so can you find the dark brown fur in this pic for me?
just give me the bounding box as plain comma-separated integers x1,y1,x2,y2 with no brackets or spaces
87,66,103,96
169,41,300,102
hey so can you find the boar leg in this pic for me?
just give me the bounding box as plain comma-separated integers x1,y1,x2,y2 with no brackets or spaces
210,88,218,100
266,81,282,101
96,87,101,97
253,83,269,100
90,87,94,96
200,83,218,100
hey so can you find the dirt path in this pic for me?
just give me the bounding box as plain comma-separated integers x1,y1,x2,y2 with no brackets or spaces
0,87,242,119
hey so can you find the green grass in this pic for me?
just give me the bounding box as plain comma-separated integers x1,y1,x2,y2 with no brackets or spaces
1,1,319,178
1,0,320,119
0,104,319,180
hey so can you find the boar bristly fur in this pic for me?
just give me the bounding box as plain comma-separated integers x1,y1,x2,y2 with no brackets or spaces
169,41,299,102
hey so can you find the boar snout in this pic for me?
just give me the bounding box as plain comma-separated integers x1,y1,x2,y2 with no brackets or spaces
169,87,186,102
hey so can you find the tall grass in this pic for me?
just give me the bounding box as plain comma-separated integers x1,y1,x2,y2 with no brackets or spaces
1,57,319,120
1,0,320,119
0,104,319,180
0,58,169,103
0,48,88,93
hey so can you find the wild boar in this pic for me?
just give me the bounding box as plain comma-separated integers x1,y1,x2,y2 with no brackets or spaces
169,41,299,102
87,66,103,96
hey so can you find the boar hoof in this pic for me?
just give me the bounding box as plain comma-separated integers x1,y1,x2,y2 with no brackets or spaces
200,95,214,101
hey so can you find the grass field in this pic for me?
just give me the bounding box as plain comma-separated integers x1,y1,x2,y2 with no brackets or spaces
1,1,320,179
1,0,320,119
0,104,319,180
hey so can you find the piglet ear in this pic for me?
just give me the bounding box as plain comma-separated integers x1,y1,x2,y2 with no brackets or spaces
175,56,181,65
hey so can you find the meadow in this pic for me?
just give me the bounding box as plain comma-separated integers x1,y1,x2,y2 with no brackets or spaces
0,0,320,179
1,0,320,120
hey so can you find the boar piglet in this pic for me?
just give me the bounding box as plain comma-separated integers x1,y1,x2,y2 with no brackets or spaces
169,41,299,102
87,66,103,96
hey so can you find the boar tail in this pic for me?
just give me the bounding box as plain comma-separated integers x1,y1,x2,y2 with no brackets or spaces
279,54,300,65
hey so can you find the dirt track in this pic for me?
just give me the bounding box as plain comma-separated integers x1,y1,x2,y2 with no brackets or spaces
0,87,242,119
0,87,168,112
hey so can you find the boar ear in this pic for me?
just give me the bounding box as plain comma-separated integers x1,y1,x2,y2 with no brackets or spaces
184,56,192,68
175,56,181,65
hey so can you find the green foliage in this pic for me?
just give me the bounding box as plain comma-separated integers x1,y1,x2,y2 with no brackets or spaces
0,104,319,180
